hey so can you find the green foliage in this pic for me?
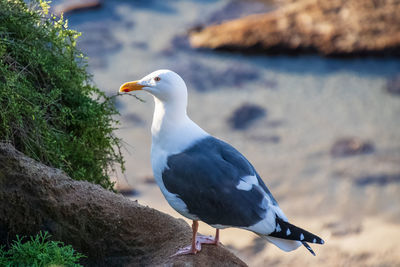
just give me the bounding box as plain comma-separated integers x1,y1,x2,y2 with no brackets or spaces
0,0,124,189
0,232,85,267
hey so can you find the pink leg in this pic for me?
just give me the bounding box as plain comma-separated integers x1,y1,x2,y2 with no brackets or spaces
171,220,200,257
171,222,220,257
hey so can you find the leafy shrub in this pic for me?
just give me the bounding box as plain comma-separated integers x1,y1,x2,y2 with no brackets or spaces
0,0,124,189
0,232,85,267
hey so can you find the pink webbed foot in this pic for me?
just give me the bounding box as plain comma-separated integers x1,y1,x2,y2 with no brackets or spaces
195,234,220,246
170,241,201,257
170,221,220,257
170,234,219,257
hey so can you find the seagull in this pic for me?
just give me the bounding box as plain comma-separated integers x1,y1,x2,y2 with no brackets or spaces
119,69,324,256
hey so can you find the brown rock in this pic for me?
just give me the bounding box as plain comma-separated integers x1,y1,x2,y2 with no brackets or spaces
0,143,247,267
53,0,102,16
189,0,400,56
330,137,374,157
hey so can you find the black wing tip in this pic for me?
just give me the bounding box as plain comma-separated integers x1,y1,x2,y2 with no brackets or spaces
302,242,316,256
270,217,325,245
311,236,325,245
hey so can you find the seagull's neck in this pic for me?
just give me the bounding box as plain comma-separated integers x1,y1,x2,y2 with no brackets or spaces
151,97,208,153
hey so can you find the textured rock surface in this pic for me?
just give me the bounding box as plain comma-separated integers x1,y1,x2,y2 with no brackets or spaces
189,0,400,56
0,143,246,267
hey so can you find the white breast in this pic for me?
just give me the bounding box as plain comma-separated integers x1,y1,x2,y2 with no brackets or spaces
150,111,208,220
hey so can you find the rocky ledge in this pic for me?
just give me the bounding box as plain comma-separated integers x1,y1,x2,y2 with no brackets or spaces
0,143,246,266
189,0,400,56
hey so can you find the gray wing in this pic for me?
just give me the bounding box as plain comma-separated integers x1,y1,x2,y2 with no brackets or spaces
162,136,277,227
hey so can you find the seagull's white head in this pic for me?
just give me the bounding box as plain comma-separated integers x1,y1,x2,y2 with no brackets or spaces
119,69,187,104
119,69,208,148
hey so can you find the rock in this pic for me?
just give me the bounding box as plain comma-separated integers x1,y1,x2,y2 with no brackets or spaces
189,0,400,56
355,173,400,187
203,0,273,26
161,0,272,57
386,74,400,95
330,137,374,157
0,143,247,267
53,0,102,16
228,104,266,130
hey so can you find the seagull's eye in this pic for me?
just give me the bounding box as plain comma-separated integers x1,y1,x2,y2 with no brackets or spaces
154,77,161,82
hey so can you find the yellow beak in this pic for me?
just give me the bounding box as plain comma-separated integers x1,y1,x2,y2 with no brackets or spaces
119,80,145,93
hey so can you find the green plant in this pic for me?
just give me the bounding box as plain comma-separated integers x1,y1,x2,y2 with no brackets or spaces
0,0,124,189
0,232,85,267
0,245,7,266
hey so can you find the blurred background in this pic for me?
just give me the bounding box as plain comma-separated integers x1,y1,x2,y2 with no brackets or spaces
53,0,400,266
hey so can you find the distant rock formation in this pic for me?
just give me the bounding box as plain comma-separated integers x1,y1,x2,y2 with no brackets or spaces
189,0,400,56
0,143,246,266
53,0,102,16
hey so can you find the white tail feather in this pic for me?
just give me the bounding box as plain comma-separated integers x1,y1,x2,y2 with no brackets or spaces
265,236,302,252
